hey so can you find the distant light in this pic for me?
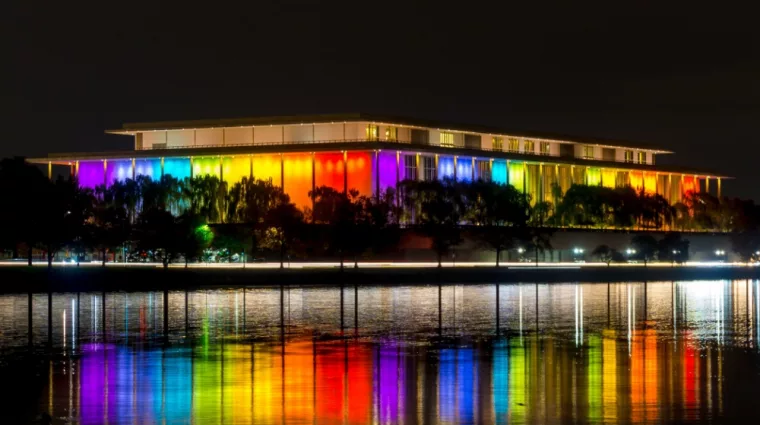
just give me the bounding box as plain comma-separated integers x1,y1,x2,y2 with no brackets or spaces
715,250,725,256
672,250,678,254
517,248,525,254
573,248,584,254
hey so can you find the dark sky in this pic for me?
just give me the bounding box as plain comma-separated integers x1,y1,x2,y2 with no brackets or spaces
3,1,759,199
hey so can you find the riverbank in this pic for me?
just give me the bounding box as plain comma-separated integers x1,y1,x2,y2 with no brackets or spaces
1,263,758,293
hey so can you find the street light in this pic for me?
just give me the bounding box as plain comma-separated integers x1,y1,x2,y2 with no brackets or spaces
573,248,584,254
715,249,725,256
626,248,637,255
517,247,525,254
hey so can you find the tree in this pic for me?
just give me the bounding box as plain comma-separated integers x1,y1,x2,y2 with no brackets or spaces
731,229,760,263
0,157,51,264
175,212,213,267
226,177,291,259
466,182,530,266
311,186,360,270
630,234,659,266
658,232,689,264
183,175,227,223
212,224,248,263
263,198,304,269
521,228,553,266
91,184,130,266
592,244,621,266
135,208,180,268
400,178,463,267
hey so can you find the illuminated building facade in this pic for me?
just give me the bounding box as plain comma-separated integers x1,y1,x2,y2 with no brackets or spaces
31,113,726,211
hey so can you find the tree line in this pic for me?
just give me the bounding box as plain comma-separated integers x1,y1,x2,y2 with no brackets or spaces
1,157,759,267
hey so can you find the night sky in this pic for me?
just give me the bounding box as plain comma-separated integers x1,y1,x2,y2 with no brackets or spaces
3,2,759,200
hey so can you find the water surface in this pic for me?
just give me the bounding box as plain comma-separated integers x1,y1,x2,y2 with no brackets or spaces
2,281,760,424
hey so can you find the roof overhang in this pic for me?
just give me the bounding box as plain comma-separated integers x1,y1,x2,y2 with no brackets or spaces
105,113,673,154
27,142,728,178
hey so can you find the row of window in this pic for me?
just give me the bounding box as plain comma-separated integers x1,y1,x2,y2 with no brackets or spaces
624,150,647,164
367,125,648,164
366,125,397,141
491,137,550,155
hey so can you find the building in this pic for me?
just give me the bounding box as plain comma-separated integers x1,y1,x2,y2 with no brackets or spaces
30,113,727,212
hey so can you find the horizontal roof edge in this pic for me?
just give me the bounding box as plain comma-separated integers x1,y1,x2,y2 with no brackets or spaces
106,113,673,153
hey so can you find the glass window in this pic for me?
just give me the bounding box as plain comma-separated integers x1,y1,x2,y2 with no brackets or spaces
508,138,520,152
404,155,417,180
523,140,535,154
492,137,503,151
540,142,551,155
637,151,646,164
476,160,491,181
422,156,436,181
440,132,455,147
583,145,595,159
385,127,397,141
366,124,379,141
624,150,634,163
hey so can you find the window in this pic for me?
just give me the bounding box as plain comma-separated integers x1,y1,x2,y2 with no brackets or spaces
476,160,490,181
385,127,397,141
508,138,520,152
422,156,436,181
492,137,503,151
637,151,646,164
404,155,418,180
440,132,455,147
624,150,634,163
583,145,595,159
540,142,551,155
523,140,535,154
366,124,379,141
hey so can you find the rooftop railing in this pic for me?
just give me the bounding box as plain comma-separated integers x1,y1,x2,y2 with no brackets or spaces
137,138,655,165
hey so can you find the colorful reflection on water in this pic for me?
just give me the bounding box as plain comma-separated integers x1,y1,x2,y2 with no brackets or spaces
2,281,760,424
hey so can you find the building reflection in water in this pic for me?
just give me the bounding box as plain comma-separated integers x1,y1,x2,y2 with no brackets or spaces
1,281,760,424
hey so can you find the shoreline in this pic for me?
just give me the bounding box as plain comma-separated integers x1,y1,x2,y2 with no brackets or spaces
1,264,758,293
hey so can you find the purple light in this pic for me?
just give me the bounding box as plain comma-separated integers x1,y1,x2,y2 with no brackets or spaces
377,151,398,195
78,161,104,189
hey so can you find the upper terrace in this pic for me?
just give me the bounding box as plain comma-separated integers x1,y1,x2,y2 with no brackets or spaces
106,113,672,166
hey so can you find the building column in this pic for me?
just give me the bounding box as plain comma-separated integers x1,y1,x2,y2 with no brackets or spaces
717,177,722,198
471,157,475,181
415,153,421,181
539,163,544,203
453,156,458,181
434,154,439,181
131,158,136,180
506,160,510,186
522,162,526,195
75,161,79,179
249,154,253,180
280,153,284,189
190,157,194,179
311,152,316,212
47,161,52,180
395,151,400,206
103,160,107,186
161,157,165,178
705,177,710,195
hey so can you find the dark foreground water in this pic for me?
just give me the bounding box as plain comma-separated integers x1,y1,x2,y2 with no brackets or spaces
2,281,760,424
